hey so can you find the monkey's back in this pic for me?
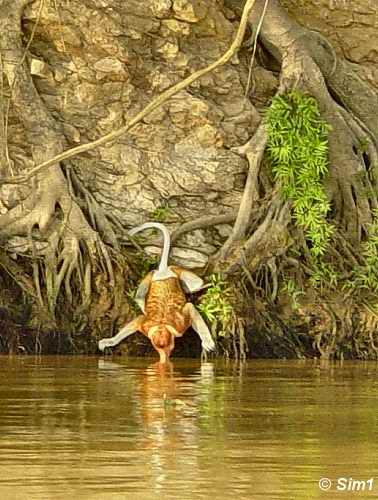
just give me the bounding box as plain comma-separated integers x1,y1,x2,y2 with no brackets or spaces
145,277,187,331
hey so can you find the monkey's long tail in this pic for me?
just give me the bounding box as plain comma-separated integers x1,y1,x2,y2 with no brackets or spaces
128,222,171,273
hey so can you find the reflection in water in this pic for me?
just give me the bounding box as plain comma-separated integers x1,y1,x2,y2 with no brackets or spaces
0,356,378,499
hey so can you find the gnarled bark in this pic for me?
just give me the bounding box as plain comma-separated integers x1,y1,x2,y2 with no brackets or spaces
223,0,378,245
0,0,117,319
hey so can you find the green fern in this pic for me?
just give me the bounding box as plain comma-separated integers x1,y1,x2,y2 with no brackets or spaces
198,274,234,337
266,90,333,257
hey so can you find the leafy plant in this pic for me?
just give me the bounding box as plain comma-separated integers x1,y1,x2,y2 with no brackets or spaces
282,278,304,310
350,209,378,293
198,274,234,337
309,261,340,291
266,90,333,257
151,204,171,222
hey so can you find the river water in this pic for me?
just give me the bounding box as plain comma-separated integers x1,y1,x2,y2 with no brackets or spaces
0,356,377,499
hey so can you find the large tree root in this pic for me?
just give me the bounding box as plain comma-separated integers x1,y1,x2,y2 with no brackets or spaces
226,0,378,243
217,122,268,263
168,0,378,357
200,0,378,281
0,0,121,326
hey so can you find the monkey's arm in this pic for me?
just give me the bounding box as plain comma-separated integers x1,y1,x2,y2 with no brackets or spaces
134,272,153,313
98,315,145,351
170,266,205,293
183,303,215,352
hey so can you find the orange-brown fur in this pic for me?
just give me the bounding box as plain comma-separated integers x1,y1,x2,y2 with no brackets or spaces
138,274,191,362
140,277,188,337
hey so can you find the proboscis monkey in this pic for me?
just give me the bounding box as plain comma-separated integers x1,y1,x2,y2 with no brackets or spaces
98,223,215,363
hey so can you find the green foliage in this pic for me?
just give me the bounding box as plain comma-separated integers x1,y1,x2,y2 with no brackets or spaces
266,91,333,257
309,261,340,291
151,204,171,222
198,274,234,337
349,209,378,293
282,279,304,310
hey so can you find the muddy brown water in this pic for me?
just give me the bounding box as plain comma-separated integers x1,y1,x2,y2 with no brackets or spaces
0,356,377,499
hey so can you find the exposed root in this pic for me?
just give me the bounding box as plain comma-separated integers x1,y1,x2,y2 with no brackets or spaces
208,190,291,277
216,0,378,275
280,49,376,240
258,0,377,240
171,212,238,245
0,249,36,298
0,0,121,325
217,123,268,261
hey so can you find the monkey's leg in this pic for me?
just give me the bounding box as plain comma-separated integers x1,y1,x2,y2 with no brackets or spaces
98,315,145,351
183,303,215,353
